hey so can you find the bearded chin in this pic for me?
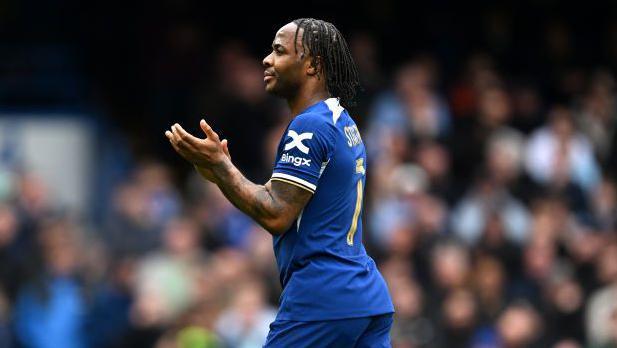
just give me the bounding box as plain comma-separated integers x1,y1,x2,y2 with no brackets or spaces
272,79,301,99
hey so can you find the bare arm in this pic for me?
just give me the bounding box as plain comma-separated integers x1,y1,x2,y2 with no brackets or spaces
166,120,312,235
211,160,312,234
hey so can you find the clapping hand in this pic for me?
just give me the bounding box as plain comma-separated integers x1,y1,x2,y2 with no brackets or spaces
165,119,231,182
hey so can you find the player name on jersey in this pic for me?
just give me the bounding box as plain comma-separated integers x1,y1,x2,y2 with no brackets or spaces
344,125,363,147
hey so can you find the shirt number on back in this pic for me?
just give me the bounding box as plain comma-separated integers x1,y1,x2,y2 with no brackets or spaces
347,159,365,246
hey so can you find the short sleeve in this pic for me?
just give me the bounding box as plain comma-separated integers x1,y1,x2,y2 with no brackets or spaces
271,113,336,193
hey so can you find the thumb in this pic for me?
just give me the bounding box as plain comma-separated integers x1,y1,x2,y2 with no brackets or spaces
200,119,220,142
221,139,231,159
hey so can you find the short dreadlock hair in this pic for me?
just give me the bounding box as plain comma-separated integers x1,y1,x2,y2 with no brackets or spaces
292,18,360,109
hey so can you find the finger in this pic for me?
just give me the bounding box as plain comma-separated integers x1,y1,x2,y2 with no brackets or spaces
167,128,181,146
221,139,231,159
170,125,195,152
200,119,220,142
169,126,196,154
171,124,182,141
166,131,183,154
174,123,203,147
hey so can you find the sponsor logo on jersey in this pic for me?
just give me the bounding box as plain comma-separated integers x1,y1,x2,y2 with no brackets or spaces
284,130,313,154
281,153,311,167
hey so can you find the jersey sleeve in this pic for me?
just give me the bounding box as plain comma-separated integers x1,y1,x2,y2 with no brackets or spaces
271,113,336,193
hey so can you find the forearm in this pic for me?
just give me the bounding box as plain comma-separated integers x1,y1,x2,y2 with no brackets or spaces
204,160,289,234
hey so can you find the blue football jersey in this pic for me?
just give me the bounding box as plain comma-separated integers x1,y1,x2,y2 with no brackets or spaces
270,98,394,321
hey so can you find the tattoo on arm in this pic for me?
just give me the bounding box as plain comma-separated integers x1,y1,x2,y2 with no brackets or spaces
211,160,312,235
267,180,312,216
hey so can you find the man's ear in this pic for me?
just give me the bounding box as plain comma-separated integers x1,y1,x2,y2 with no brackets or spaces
306,56,321,77
307,65,318,76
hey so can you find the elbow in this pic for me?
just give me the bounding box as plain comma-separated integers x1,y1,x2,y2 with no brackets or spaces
262,217,292,236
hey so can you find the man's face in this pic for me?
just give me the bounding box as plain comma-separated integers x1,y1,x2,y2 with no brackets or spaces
262,22,309,98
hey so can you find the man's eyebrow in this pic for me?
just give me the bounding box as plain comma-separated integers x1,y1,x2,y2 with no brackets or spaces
272,43,285,51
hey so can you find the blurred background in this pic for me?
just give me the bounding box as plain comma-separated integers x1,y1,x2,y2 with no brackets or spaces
1,0,617,347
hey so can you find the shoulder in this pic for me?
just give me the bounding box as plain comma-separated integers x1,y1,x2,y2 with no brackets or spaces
286,112,338,154
291,111,338,136
295,98,347,126
294,110,332,125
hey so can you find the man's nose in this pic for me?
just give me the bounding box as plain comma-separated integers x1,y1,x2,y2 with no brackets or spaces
263,52,273,67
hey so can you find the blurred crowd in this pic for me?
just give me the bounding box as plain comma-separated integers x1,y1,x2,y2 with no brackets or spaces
2,5,617,348
362,57,617,348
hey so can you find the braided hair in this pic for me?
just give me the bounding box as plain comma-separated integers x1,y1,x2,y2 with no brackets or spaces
292,18,360,109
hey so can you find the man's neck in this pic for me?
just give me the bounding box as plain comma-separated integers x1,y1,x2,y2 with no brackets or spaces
287,87,330,116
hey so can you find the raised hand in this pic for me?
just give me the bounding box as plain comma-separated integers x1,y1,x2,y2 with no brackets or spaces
165,119,231,182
